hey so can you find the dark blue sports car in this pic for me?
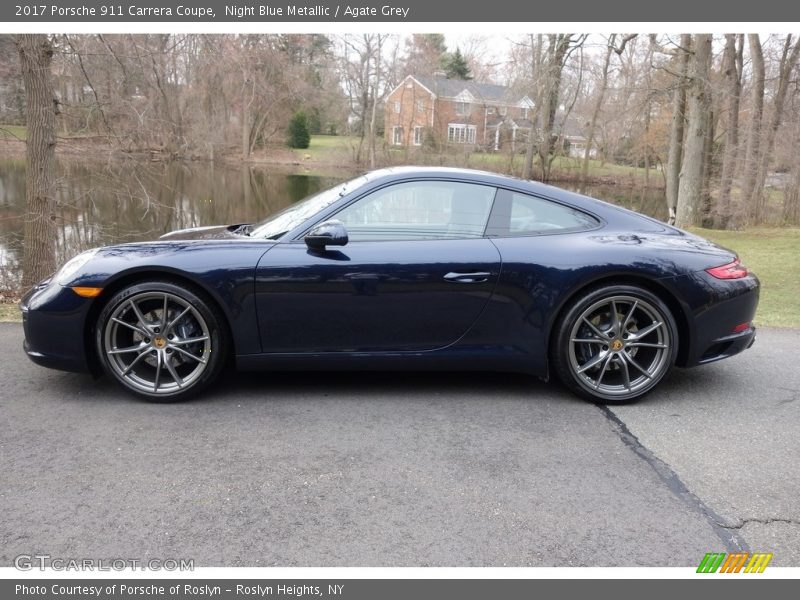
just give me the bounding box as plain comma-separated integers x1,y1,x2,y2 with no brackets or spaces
21,167,759,403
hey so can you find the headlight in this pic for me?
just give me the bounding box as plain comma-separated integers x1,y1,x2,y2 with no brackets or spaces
55,249,99,285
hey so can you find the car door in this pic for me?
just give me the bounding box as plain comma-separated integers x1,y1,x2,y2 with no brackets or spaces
254,179,501,353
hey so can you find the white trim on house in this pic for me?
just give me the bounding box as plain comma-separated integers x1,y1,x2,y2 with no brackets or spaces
392,126,404,146
454,89,476,103
385,75,437,101
413,126,423,146
447,123,477,144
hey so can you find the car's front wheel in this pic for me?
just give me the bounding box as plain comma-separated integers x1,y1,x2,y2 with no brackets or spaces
96,281,228,401
551,285,678,403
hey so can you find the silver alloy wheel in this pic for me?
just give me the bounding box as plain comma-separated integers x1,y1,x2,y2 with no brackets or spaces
102,291,211,396
567,294,671,398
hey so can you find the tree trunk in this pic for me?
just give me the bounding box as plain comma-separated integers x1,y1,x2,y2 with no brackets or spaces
716,34,743,229
675,34,713,228
700,106,716,227
522,34,541,180
784,120,800,224
16,34,58,290
537,34,571,182
579,36,615,192
241,77,252,159
749,35,800,223
741,34,764,216
665,34,691,225
368,36,382,170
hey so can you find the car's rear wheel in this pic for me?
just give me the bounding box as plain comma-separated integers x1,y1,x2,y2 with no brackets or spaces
97,281,228,402
551,285,678,403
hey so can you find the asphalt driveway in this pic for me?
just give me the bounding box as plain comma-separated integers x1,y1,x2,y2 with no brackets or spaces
1,323,797,567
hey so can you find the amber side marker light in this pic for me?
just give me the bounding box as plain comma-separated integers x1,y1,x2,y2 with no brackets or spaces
706,259,749,279
71,287,103,298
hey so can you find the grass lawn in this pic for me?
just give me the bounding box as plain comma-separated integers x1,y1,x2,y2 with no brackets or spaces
0,302,20,322
291,135,359,163
0,124,27,141
691,227,800,328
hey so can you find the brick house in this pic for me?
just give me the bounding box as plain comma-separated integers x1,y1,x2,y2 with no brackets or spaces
384,74,535,151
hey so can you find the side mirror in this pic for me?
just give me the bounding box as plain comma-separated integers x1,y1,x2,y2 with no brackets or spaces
305,219,349,250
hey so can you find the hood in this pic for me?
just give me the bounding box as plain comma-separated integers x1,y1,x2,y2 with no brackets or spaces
159,223,251,240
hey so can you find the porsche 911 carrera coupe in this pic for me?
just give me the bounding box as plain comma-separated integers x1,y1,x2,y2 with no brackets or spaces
21,167,759,403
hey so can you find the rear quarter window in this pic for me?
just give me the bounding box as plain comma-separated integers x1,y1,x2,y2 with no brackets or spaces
486,189,599,236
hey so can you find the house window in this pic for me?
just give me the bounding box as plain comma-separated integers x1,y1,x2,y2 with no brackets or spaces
415,99,424,114
499,106,508,116
394,101,401,114
447,124,476,144
522,107,529,119
455,102,471,117
392,126,404,146
413,126,423,146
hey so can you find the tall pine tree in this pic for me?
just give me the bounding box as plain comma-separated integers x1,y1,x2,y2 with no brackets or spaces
442,48,471,80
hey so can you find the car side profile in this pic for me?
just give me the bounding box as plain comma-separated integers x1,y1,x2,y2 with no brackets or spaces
21,167,759,403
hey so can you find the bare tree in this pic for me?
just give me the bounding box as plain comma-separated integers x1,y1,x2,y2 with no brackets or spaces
16,34,58,289
715,34,744,229
784,113,800,224
675,34,713,227
537,34,575,182
520,34,543,180
579,34,637,191
741,34,765,216
519,34,583,181
338,34,394,165
665,34,691,224
749,35,800,222
403,34,447,75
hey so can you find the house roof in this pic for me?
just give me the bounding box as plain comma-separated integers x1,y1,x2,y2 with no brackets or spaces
412,75,515,103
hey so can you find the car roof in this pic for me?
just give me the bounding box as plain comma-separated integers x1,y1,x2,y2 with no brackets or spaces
361,166,570,196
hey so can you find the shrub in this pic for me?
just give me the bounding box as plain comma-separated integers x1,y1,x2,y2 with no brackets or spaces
287,111,311,149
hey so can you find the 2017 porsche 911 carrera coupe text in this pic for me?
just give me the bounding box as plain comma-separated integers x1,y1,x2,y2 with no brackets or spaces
21,167,759,403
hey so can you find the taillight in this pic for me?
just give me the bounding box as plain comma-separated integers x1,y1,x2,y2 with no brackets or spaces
706,259,749,279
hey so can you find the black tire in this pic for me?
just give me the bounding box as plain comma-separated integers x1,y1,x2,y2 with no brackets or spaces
96,280,229,402
551,285,678,404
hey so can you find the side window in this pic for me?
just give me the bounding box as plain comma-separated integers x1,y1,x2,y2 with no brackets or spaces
333,181,497,241
486,190,599,236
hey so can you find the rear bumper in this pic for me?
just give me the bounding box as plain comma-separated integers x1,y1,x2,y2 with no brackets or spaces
669,270,760,368
694,326,756,365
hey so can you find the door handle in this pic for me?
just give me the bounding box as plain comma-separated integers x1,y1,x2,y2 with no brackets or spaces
443,271,491,283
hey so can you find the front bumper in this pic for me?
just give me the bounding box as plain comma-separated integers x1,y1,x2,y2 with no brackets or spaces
21,281,94,374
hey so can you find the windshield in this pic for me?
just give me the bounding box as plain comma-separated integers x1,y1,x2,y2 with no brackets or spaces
250,175,368,240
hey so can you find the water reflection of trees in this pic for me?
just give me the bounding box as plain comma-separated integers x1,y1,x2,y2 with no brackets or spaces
0,157,340,289
0,156,668,292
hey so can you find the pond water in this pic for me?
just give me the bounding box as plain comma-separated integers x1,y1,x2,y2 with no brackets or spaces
0,156,667,288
